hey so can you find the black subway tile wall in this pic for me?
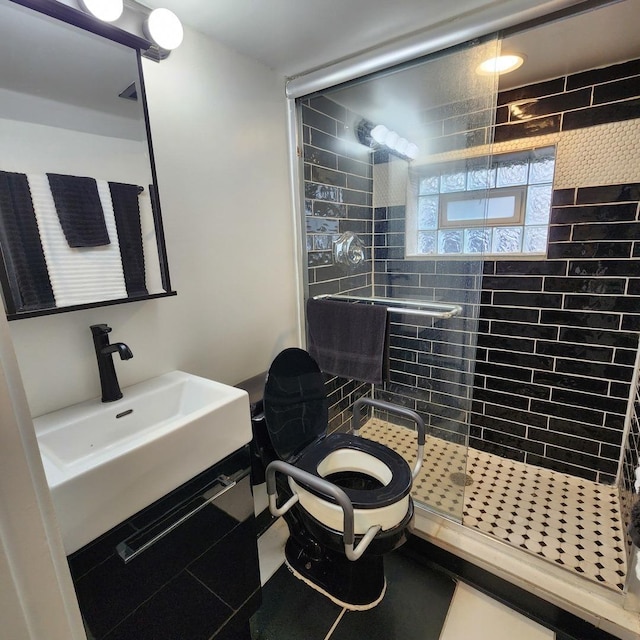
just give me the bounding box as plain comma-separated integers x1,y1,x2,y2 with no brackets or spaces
372,211,482,444
301,95,375,432
478,181,640,482
301,59,640,483
470,58,640,481
302,95,373,303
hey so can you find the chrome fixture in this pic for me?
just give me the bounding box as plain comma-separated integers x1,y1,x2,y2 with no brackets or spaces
333,231,365,267
312,294,463,319
90,324,133,402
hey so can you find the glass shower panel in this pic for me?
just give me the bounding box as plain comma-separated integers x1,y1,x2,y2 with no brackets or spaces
300,37,499,523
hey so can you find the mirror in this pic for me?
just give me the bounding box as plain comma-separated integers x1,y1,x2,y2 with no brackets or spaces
0,0,174,318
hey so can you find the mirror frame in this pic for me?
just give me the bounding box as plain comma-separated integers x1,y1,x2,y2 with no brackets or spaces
2,0,176,320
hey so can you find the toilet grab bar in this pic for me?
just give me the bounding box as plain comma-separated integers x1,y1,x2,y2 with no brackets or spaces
265,459,381,562
352,398,426,481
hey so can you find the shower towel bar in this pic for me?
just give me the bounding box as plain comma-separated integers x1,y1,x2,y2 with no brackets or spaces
312,294,462,319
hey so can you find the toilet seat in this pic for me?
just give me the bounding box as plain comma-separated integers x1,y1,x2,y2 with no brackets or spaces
291,433,412,534
295,433,412,508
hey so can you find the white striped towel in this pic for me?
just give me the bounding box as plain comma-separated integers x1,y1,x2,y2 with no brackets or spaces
28,174,127,307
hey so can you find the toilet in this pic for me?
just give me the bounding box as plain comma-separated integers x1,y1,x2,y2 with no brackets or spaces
258,348,424,610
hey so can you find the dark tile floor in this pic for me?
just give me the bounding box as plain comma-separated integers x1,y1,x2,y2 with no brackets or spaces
250,550,456,640
250,532,624,640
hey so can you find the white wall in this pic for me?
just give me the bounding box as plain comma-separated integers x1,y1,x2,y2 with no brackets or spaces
8,24,299,418
0,308,85,640
0,115,149,182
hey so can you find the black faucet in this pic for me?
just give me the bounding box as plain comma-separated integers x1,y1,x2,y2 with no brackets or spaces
90,324,133,402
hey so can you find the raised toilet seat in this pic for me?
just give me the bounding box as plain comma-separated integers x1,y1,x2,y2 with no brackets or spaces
261,347,425,609
291,432,412,534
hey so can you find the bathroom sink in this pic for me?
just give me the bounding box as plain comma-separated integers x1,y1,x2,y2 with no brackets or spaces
34,371,251,554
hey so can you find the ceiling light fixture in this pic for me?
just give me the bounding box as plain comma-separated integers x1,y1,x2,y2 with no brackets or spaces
79,0,123,22
77,1,185,58
144,8,184,51
476,54,525,76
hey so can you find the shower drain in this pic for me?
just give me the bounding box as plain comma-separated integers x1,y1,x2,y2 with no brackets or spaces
449,472,473,487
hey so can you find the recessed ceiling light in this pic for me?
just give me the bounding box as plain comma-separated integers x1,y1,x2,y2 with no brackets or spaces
79,0,123,23
476,54,525,76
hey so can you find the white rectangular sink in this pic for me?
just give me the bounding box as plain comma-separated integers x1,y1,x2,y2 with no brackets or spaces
34,371,251,555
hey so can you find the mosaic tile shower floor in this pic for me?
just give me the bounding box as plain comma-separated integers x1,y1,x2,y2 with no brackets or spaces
360,419,627,593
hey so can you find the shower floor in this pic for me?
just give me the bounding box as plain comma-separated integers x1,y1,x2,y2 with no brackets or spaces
360,418,628,594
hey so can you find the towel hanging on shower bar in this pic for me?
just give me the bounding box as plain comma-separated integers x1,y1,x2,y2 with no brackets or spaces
306,297,388,384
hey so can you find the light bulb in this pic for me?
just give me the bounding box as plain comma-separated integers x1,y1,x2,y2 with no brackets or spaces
145,8,184,50
79,0,123,22
384,130,399,149
395,138,409,155
405,143,419,160
370,125,389,145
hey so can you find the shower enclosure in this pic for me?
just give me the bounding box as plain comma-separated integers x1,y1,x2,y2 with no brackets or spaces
295,0,640,609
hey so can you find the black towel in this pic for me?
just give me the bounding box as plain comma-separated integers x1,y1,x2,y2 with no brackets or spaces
0,171,55,311
307,298,388,384
47,173,109,247
109,182,147,297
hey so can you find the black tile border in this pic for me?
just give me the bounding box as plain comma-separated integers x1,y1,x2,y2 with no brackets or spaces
576,183,640,204
402,536,621,640
562,97,640,131
498,78,566,106
566,59,640,91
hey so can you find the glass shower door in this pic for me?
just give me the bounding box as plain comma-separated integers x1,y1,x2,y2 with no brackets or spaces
300,36,499,522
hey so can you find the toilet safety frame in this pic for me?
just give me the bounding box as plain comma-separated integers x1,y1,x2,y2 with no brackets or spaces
265,398,425,561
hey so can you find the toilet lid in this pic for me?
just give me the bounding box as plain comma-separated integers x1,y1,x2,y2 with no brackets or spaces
263,348,328,462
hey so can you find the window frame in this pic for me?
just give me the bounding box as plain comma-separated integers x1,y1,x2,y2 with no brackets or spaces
438,186,526,229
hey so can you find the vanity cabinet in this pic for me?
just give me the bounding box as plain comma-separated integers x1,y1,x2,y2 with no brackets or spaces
67,446,260,640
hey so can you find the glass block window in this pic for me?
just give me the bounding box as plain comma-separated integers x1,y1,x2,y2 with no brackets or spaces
410,147,555,257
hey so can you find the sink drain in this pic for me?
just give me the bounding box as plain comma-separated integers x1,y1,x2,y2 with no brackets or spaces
449,472,473,487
